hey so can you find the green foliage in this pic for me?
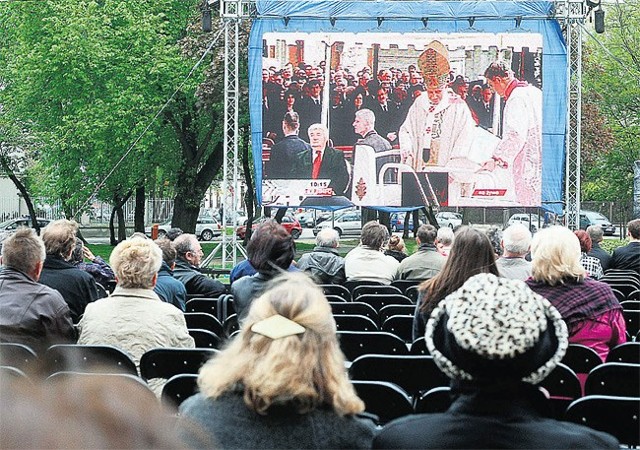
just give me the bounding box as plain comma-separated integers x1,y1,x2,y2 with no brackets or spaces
599,238,628,254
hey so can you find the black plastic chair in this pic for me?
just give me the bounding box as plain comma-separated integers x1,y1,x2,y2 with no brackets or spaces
379,304,415,324
185,298,221,318
622,310,639,338
351,380,413,425
561,344,602,375
223,314,240,338
325,294,348,303
349,354,448,398
565,395,640,446
605,342,640,364
0,365,30,381
537,363,582,419
319,284,351,302
405,285,421,302
0,343,38,373
344,280,384,294
333,314,379,332
620,300,640,310
601,270,640,300
357,293,413,311
391,279,422,294
409,337,430,356
330,302,378,324
44,344,138,376
414,386,452,413
337,331,409,361
188,329,222,349
184,312,224,337
585,362,640,397
139,348,217,381
161,373,199,408
352,284,402,300
381,315,414,343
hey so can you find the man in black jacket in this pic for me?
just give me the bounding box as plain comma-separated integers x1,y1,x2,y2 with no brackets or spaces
610,218,640,274
586,225,612,272
172,234,226,298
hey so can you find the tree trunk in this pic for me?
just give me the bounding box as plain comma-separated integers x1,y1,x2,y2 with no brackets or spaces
241,126,255,245
0,154,40,234
134,184,145,232
109,191,132,245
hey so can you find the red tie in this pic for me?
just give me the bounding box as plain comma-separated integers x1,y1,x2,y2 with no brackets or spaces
312,150,322,179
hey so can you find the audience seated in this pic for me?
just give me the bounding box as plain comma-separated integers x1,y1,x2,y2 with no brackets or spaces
231,220,296,320
574,230,604,279
586,225,611,272
0,228,75,353
172,234,226,298
396,224,445,281
609,218,640,274
38,219,102,323
373,273,619,449
77,238,194,394
297,228,346,284
496,223,532,281
345,221,399,285
153,238,187,311
384,235,408,263
178,272,375,448
413,226,499,341
526,226,626,361
435,227,454,256
70,238,115,288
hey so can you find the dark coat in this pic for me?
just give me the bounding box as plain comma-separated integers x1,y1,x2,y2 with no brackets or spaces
297,247,346,284
154,262,187,311
588,243,612,272
319,146,350,196
609,241,640,274
373,383,619,449
39,256,102,323
370,100,396,141
173,259,226,298
266,135,312,179
230,273,271,321
297,95,322,137
0,268,75,352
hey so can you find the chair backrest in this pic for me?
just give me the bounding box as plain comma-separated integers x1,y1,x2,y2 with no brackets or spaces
188,329,222,350
600,270,640,299
414,386,452,413
351,380,413,425
185,298,221,319
333,314,379,332
561,344,603,375
183,313,224,337
409,337,430,356
379,304,415,324
161,374,199,409
0,343,38,373
45,371,156,402
391,279,422,294
337,331,409,361
344,280,384,294
0,365,30,381
620,299,640,310
139,348,217,380
353,284,402,300
223,314,240,338
405,285,421,302
605,342,640,364
325,294,348,303
381,315,414,343
565,395,640,446
538,363,582,400
626,289,639,302
349,354,448,397
319,284,352,302
585,362,640,397
622,310,640,338
357,293,413,311
330,302,378,324
44,344,138,376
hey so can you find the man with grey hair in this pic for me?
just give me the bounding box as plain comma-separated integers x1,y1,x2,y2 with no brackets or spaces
345,221,399,284
297,228,346,284
396,224,446,280
0,228,74,351
436,227,454,256
496,223,532,281
586,225,611,272
307,123,349,196
173,233,226,297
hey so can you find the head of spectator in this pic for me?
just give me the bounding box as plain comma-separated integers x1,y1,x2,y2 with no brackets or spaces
451,75,468,99
247,220,295,277
627,218,640,241
166,227,184,241
316,228,340,249
586,225,604,246
41,219,78,260
282,111,300,137
481,84,493,103
351,91,365,110
353,108,375,137
419,227,499,317
530,226,585,286
484,61,515,98
436,226,454,247
110,238,162,290
574,230,592,254
360,221,388,251
284,88,297,110
129,232,149,240
155,238,177,269
1,228,45,281
376,86,388,106
307,79,322,99
471,84,482,101
308,123,329,152
173,233,204,268
70,238,85,264
502,223,532,257
416,224,437,246
197,272,364,416
484,226,503,257
387,235,406,253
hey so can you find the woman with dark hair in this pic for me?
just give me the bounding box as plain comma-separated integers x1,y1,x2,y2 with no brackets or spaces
412,226,500,340
231,220,296,320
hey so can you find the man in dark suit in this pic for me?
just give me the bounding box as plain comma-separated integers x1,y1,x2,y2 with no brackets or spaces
307,123,349,196
610,218,640,274
587,225,612,272
370,86,397,145
265,112,312,179
297,79,322,136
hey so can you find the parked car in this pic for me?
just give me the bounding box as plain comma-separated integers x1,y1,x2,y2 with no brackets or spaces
390,213,418,232
435,212,463,229
235,216,302,240
506,213,543,233
313,210,362,237
579,210,616,236
145,216,222,241
0,217,51,242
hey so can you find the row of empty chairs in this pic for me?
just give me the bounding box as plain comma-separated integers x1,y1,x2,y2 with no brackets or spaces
600,269,640,302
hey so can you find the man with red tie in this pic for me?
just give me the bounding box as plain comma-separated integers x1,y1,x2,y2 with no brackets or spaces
307,123,350,196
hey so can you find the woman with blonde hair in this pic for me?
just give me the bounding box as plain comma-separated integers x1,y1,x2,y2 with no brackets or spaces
179,272,375,449
526,226,625,360
385,235,408,262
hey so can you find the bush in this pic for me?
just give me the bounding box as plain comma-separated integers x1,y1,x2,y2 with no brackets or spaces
600,239,628,254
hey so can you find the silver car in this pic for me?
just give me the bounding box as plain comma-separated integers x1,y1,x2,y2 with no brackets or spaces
145,216,222,241
313,210,362,237
435,212,463,229
0,217,51,242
